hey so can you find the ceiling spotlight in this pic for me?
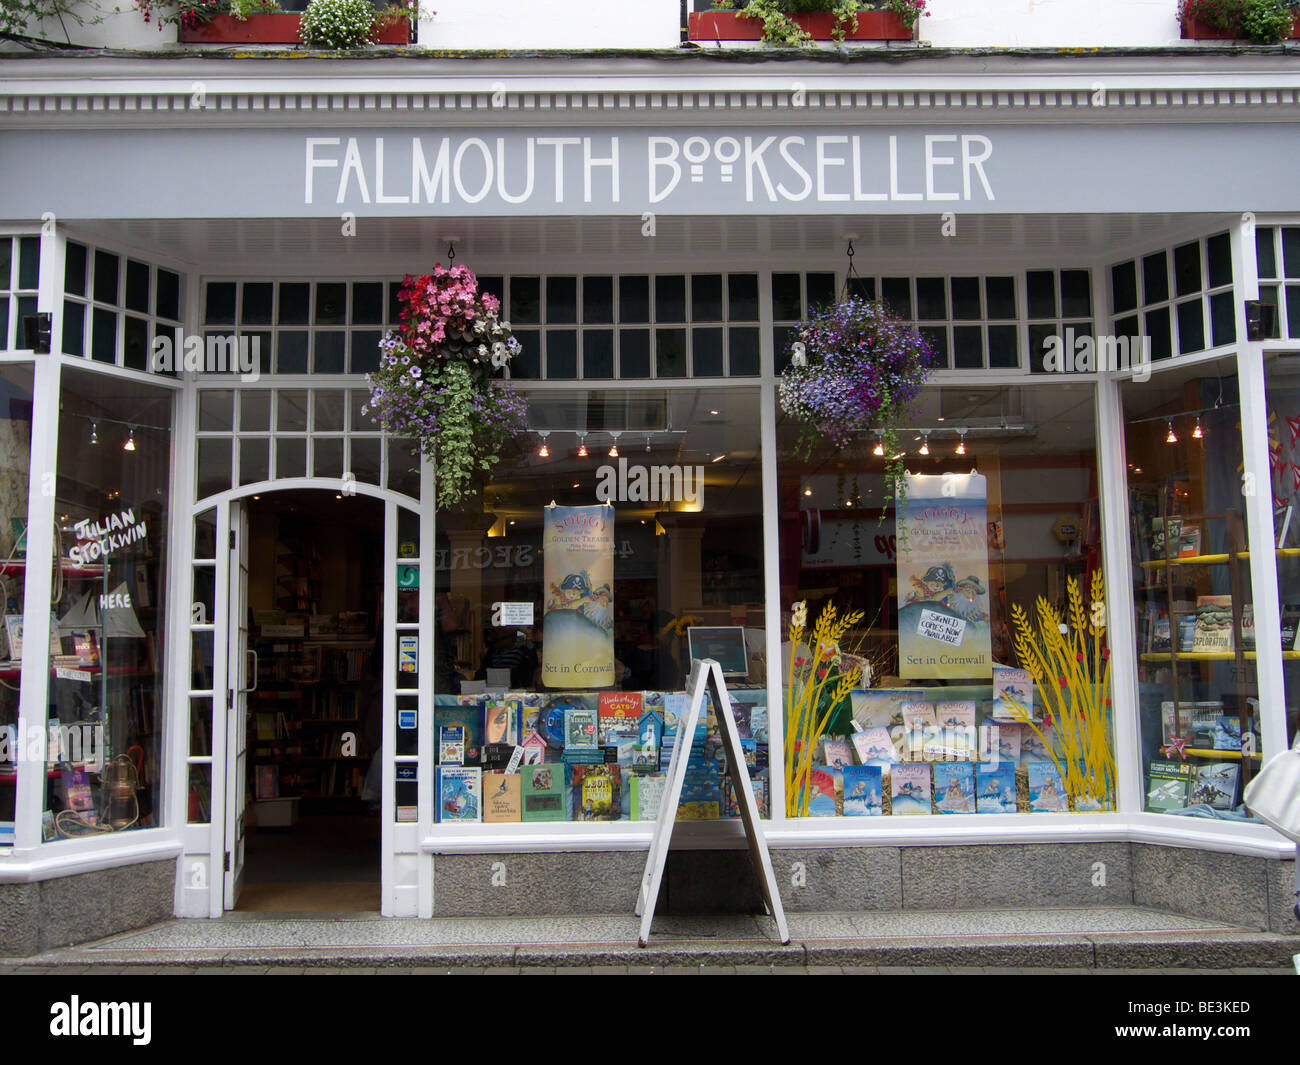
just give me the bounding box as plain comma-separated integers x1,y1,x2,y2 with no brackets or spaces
577,433,588,458
955,430,967,456
709,409,719,416
645,435,652,453
123,426,136,452
804,487,813,497
537,431,550,458
608,432,621,458
919,432,930,457
1166,420,1178,444
711,453,726,462
872,431,885,457
89,422,98,446
1192,418,1203,440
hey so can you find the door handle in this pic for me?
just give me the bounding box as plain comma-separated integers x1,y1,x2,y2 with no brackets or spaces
240,648,258,694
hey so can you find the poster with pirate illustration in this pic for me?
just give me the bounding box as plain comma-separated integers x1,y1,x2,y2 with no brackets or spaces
542,503,615,688
896,472,992,680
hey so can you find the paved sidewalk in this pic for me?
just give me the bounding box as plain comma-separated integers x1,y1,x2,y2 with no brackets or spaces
3,906,1298,972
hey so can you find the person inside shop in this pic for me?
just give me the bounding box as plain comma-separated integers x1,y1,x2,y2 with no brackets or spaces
476,626,537,689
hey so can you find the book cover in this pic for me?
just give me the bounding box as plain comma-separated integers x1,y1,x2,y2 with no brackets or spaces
1020,723,1056,763
1176,523,1202,558
435,696,483,765
889,763,932,815
933,761,977,813
1191,762,1239,810
678,760,721,820
520,729,547,766
851,726,897,768
571,764,621,821
850,688,931,731
1213,715,1243,751
804,766,841,817
842,765,883,816
1280,604,1300,651
1144,760,1196,813
1190,595,1234,653
437,766,481,823
61,765,95,816
541,503,615,689
1275,503,1293,549
936,700,977,760
991,665,1034,722
72,631,99,667
1150,516,1180,560
563,704,599,752
1241,604,1255,651
749,705,769,744
630,772,667,821
520,763,566,822
597,691,643,742
438,725,466,765
976,761,1018,813
537,692,597,752
483,771,522,823
255,765,279,800
1176,613,1198,653
1026,761,1068,812
821,738,855,770
483,697,520,747
1147,607,1171,654
988,723,1021,767
901,701,937,762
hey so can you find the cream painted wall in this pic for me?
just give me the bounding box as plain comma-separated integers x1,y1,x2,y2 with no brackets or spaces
922,0,1187,48
418,0,680,50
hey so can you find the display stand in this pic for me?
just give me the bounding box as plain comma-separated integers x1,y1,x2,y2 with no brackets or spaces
634,658,789,948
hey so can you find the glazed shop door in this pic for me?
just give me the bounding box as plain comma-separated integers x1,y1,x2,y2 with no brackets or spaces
223,500,252,908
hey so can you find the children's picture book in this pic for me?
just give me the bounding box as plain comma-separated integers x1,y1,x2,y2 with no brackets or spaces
1144,760,1196,813
630,772,667,821
438,725,466,765
677,760,721,820
538,692,598,752
1190,595,1234,653
483,697,520,747
749,705,769,744
1019,723,1056,763
437,766,482,822
932,761,976,814
889,764,931,815
571,764,621,821
991,666,1034,722
597,691,643,742
850,726,897,768
936,700,977,760
901,701,937,762
987,723,1021,767
850,688,931,731
72,631,99,667
804,766,842,817
821,738,855,770
1026,761,1068,812
520,729,547,766
520,763,566,822
1191,762,1239,810
976,761,1018,813
435,696,483,765
842,765,883,816
563,704,599,753
483,771,522,823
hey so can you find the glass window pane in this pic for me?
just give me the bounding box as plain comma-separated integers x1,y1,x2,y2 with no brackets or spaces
546,276,577,324
63,241,86,296
187,766,212,824
547,330,577,379
1256,227,1278,279
727,274,759,321
1284,228,1300,279
156,269,181,321
806,272,835,310
123,316,149,371
205,282,236,325
92,250,119,305
277,390,309,431
387,281,404,324
315,282,347,325
619,276,649,323
655,328,687,378
1026,270,1056,319
847,276,875,301
985,276,1015,319
240,438,269,485
91,307,116,362
510,277,540,324
1176,299,1205,354
241,390,270,432
1111,261,1138,314
1206,233,1232,289
197,439,231,498
620,328,650,378
1142,252,1169,305
276,436,306,479
199,390,234,431
190,698,213,758
240,282,273,325
16,296,36,350
352,437,382,485
194,508,217,558
1173,242,1202,297
691,275,723,321
350,330,381,374
881,277,911,319
313,437,344,479
772,273,801,320
583,329,614,379
728,327,760,377
1028,323,1057,373
387,439,421,498
988,324,1018,368
276,331,309,374
279,282,310,325
314,390,345,431
511,329,540,379
351,388,375,431
1210,291,1237,347
1060,270,1091,317
124,261,150,314
314,331,346,374
916,277,947,321
479,276,504,310
919,326,948,366
952,325,983,368
654,275,686,323
951,277,980,320
352,282,383,324
1289,286,1300,339
0,299,8,349
17,237,39,290
582,276,613,323
1145,306,1172,360
61,300,85,356
692,327,723,376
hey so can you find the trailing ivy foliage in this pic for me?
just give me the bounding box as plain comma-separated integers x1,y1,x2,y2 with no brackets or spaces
1179,0,1297,42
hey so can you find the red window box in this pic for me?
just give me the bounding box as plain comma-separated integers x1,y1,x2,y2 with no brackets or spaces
1180,16,1300,39
178,12,413,44
688,10,914,42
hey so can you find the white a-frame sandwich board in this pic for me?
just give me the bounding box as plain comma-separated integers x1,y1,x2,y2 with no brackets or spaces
634,658,790,947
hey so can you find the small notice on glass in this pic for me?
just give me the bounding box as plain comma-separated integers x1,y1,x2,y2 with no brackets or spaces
917,609,966,647
498,602,534,627
398,635,418,673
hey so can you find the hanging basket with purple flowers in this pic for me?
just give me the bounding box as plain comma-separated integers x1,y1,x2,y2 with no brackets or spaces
778,295,935,501
363,263,529,509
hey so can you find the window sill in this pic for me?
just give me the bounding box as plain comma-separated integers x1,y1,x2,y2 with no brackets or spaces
177,13,413,45
687,11,915,44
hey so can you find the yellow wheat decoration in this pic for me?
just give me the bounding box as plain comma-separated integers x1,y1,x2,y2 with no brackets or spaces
1008,570,1116,811
784,600,865,817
